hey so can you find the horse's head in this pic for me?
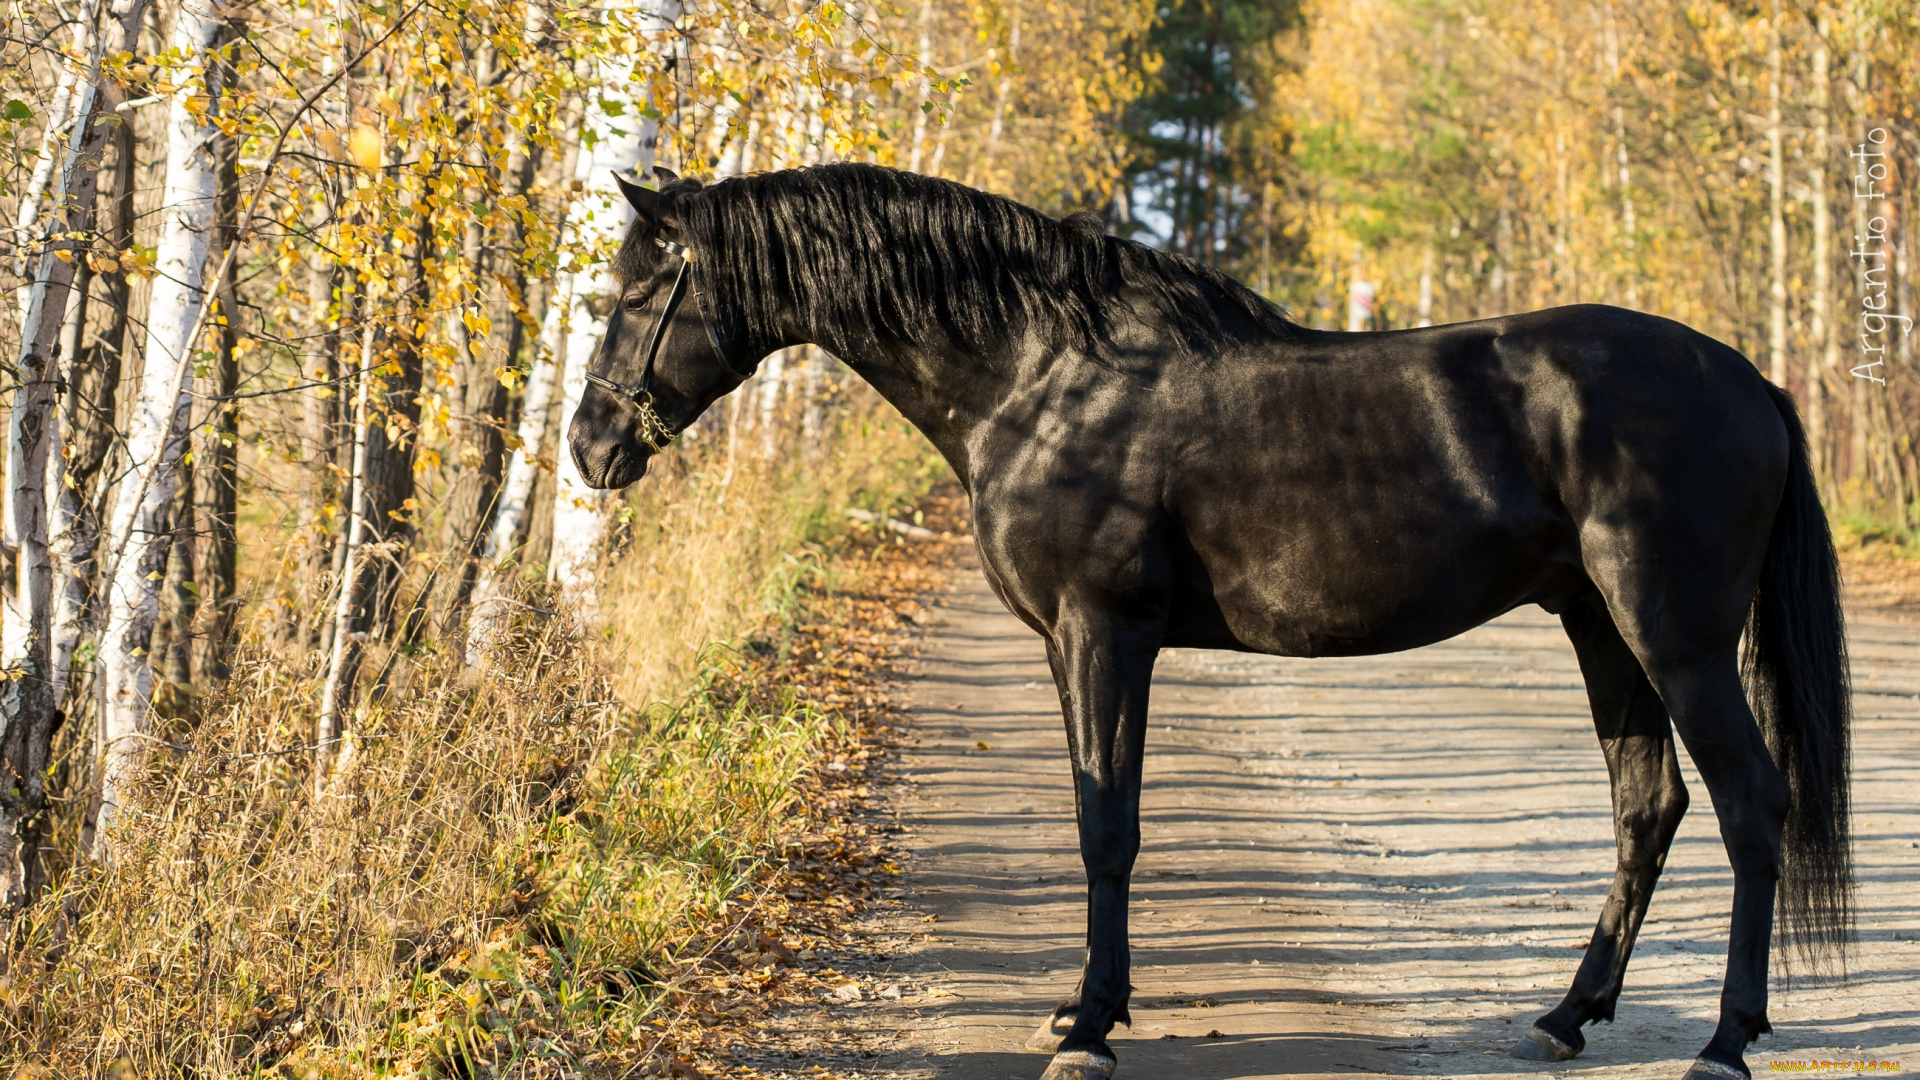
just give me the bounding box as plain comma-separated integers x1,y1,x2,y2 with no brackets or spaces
567,168,755,488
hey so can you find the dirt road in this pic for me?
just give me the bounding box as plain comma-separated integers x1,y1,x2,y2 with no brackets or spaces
860,564,1920,1080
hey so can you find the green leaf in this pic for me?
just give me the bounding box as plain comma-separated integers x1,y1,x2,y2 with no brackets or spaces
2,100,30,121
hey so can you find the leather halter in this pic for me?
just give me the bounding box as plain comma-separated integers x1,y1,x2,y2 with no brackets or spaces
583,236,748,451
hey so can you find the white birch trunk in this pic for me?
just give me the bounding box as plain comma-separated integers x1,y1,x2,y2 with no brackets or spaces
1492,202,1512,315
907,0,933,172
316,320,376,787
549,0,678,613
47,458,98,710
44,262,94,710
1601,0,1637,308
548,189,628,614
4,0,155,893
803,89,826,166
973,1,1020,188
465,287,568,660
1808,15,1834,482
3,0,96,757
91,0,225,853
717,110,754,176
1612,106,1637,306
927,108,952,178
706,86,741,171
799,346,825,444
1766,0,1788,387
11,70,80,315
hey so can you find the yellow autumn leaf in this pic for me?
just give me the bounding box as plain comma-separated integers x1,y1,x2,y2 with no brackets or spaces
348,125,382,170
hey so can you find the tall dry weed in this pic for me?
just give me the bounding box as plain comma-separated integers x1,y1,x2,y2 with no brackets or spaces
0,387,943,1077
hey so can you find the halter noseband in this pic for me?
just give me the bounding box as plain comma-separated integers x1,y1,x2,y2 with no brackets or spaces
583,236,748,452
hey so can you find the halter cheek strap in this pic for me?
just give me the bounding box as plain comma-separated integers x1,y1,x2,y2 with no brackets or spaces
583,237,750,452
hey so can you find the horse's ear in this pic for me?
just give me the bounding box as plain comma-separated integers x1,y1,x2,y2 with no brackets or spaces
653,165,679,184
615,172,660,220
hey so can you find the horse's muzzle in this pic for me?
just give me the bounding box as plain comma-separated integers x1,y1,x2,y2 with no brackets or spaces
570,432,651,489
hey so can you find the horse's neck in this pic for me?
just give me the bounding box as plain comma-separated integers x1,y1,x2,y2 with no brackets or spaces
801,321,1017,491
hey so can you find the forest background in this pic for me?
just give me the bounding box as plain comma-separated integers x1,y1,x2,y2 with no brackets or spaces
0,0,1916,1072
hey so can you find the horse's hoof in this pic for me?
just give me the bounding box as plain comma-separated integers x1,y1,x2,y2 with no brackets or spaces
1039,1050,1117,1080
1511,1025,1580,1062
1683,1057,1750,1080
1025,1012,1073,1053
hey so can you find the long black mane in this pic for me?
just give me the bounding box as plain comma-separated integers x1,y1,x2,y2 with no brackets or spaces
618,163,1297,362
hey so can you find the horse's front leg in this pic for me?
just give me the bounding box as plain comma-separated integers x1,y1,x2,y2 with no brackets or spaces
1030,614,1158,1080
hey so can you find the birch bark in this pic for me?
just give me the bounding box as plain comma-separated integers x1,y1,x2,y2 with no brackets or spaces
549,5,678,613
11,69,80,316
436,35,548,630
1601,0,1637,308
907,0,933,173
756,348,787,458
466,298,565,660
466,135,580,660
92,0,226,853
47,117,133,715
973,0,1021,189
547,154,633,614
317,321,376,786
1766,0,1789,388
1808,15,1833,486
5,0,154,890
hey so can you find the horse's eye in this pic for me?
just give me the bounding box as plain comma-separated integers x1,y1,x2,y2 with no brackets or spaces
623,294,648,312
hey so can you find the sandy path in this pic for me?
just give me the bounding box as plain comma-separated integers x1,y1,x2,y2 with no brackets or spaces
867,564,1920,1080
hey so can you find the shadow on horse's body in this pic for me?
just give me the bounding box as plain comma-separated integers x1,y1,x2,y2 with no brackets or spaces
566,163,1852,1080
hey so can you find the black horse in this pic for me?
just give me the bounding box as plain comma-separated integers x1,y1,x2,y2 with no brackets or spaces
568,163,1851,1080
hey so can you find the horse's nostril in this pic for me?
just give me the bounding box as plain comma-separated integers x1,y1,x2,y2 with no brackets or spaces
569,437,594,482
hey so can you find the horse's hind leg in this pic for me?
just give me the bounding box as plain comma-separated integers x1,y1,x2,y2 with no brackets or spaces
1514,591,1689,1061
1648,655,1788,1080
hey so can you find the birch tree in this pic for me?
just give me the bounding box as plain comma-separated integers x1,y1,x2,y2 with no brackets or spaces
1807,10,1834,482
47,115,134,713
466,292,566,660
1766,0,1788,388
2,0,155,894
435,23,552,629
548,143,649,615
549,4,678,612
316,320,377,784
93,0,226,851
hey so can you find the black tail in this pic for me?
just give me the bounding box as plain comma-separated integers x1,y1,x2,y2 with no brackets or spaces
1744,383,1853,971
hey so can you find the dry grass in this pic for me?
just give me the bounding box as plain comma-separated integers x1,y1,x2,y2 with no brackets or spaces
0,388,945,1078
1835,516,1920,611
594,394,948,707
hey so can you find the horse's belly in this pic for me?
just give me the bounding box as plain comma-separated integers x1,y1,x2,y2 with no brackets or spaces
1176,515,1584,658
